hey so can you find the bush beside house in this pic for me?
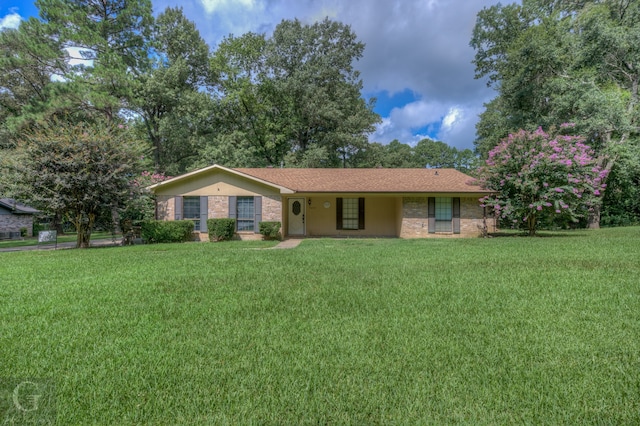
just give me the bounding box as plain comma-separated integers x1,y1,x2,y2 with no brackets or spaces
141,220,194,243
208,219,236,242
259,221,281,240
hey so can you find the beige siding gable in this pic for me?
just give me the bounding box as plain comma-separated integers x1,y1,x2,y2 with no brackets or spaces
153,169,281,197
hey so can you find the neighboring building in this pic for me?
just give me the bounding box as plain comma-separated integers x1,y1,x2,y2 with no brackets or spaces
0,198,40,238
148,165,496,240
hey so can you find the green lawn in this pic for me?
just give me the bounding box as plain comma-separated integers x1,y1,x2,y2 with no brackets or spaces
1,228,639,424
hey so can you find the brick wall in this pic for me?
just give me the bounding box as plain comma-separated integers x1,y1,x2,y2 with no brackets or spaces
156,195,174,221
399,197,430,238
0,215,34,237
208,196,229,219
460,197,496,236
159,195,283,241
157,195,281,222
262,195,282,222
399,196,495,238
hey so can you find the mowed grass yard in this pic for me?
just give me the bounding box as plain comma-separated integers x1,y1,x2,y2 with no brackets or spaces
1,227,639,424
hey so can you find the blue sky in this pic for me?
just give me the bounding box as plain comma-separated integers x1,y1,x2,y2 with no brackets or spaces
1,0,505,150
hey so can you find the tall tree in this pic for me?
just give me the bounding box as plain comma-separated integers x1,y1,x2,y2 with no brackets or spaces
268,18,379,166
380,140,421,168
210,18,380,167
133,6,214,173
471,0,640,227
414,139,458,168
35,0,154,120
600,142,640,226
0,17,67,146
209,32,287,167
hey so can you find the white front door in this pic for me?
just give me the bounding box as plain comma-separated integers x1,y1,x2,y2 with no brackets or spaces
288,198,305,236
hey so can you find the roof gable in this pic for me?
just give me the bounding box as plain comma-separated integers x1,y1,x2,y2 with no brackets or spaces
147,164,295,194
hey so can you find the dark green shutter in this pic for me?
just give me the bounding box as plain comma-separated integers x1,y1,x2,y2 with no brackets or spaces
428,197,435,234
254,196,262,233
174,196,183,220
229,196,237,219
200,196,208,232
336,198,343,230
358,198,365,229
453,197,461,234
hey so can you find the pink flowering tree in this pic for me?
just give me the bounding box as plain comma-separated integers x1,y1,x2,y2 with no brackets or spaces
120,170,172,225
474,127,608,236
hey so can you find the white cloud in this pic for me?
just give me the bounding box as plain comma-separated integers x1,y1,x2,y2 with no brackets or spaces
50,47,94,82
442,107,462,130
372,102,487,150
199,0,260,15
154,0,505,149
436,104,486,150
0,12,22,30
65,46,94,67
389,100,443,130
371,100,445,145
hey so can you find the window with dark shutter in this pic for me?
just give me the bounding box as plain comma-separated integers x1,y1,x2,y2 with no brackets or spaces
435,197,453,232
452,197,461,234
200,196,208,233
237,196,255,231
253,196,262,234
336,197,365,230
228,196,237,219
428,197,435,233
174,196,183,220
183,196,201,231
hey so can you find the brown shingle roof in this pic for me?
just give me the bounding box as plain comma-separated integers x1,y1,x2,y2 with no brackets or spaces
0,198,40,214
235,168,486,193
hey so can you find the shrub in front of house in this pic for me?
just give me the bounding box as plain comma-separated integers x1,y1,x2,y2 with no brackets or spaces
33,222,44,235
259,221,281,240
141,220,194,244
208,218,236,242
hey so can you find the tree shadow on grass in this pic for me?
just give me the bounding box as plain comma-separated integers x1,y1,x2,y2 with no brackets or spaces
489,230,590,238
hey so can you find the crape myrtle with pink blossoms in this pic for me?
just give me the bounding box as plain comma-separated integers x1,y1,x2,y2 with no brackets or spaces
119,170,173,225
474,127,608,236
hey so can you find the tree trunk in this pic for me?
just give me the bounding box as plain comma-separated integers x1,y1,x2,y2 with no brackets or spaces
111,204,121,234
75,213,95,248
588,204,601,229
589,154,616,229
527,215,537,236
52,212,64,235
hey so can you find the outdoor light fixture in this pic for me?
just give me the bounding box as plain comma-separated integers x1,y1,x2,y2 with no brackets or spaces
308,199,312,206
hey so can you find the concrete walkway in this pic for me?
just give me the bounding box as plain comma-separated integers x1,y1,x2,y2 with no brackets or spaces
270,238,303,249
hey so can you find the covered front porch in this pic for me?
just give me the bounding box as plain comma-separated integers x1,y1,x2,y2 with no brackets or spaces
282,194,403,239
281,194,491,239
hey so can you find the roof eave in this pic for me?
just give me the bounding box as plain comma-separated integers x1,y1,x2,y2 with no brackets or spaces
147,164,295,194
0,199,40,214
285,189,494,195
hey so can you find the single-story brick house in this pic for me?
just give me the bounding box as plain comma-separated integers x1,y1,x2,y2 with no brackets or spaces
148,165,496,240
0,198,39,238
